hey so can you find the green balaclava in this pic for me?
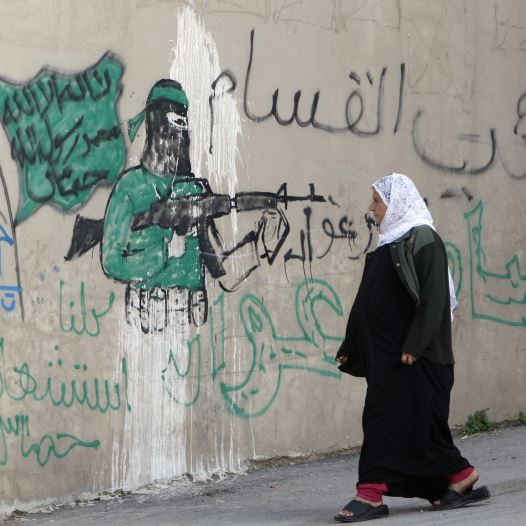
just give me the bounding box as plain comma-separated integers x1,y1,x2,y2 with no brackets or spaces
127,79,189,142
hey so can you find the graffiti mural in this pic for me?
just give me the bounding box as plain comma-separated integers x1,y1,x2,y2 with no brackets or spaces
0,53,126,224
0,2,525,510
65,79,344,333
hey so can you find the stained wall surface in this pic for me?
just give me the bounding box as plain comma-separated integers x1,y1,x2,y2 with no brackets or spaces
0,0,525,514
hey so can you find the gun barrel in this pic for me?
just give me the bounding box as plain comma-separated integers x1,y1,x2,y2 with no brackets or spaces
132,194,232,231
235,193,278,211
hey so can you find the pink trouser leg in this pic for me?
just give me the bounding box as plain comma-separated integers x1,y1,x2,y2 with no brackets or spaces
356,483,388,503
448,466,475,485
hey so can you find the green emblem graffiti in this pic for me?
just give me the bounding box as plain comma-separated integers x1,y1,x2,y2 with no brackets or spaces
0,53,125,224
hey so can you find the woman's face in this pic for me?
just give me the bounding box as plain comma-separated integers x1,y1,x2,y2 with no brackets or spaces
369,189,388,225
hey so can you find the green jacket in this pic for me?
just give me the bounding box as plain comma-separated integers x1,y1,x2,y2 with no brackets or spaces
337,225,454,377
101,166,205,291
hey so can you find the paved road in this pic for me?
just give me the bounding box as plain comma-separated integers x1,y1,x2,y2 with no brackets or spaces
4,425,526,525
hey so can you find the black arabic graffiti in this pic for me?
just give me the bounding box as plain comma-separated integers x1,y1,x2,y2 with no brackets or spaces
412,109,497,176
212,30,526,181
242,30,405,135
283,203,375,280
208,29,405,152
412,88,526,180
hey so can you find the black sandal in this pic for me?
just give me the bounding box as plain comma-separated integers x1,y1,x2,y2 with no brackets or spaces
431,485,491,510
334,499,389,523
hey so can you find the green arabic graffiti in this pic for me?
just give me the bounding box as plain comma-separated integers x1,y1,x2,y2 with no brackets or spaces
59,280,115,337
161,294,223,407
465,201,526,326
0,413,99,467
445,241,463,296
210,292,226,380
221,279,344,418
161,279,344,418
0,337,131,413
0,53,125,224
161,335,201,407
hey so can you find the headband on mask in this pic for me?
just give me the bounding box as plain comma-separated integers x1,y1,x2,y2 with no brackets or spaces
127,83,189,142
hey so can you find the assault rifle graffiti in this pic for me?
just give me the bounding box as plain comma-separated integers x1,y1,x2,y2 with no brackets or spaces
68,177,326,332
66,79,331,333
130,180,326,282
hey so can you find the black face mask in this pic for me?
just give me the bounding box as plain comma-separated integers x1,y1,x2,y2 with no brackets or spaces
143,101,192,175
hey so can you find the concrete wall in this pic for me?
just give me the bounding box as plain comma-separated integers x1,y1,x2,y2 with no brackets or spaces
0,0,525,515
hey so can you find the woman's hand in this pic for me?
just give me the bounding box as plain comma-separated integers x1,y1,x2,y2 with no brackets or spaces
335,353,349,365
401,353,417,365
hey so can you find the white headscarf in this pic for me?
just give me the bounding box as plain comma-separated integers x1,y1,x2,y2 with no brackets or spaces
372,173,458,320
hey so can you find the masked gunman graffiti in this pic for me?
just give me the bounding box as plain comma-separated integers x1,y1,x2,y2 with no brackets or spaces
66,79,326,332
101,80,209,331
0,53,126,224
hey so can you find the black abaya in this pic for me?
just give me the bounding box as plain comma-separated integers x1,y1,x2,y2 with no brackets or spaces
354,244,471,501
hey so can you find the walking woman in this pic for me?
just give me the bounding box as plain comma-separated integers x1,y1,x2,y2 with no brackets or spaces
334,174,490,522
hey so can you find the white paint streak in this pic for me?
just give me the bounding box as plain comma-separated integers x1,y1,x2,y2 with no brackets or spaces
112,6,245,488
169,6,241,202
111,303,189,490
169,5,245,476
